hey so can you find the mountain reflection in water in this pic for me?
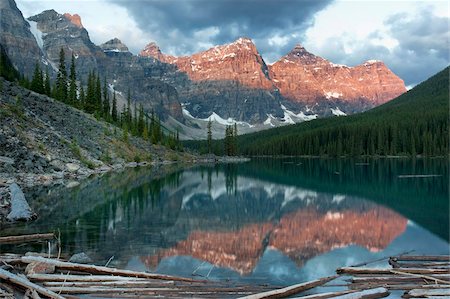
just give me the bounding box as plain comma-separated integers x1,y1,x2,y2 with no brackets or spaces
1,158,448,285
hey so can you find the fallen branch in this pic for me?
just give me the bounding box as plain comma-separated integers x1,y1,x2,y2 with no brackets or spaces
0,268,64,299
237,275,337,299
291,290,356,298
404,288,450,298
393,256,449,262
389,270,450,285
337,267,449,275
0,233,55,244
22,256,200,282
331,287,389,299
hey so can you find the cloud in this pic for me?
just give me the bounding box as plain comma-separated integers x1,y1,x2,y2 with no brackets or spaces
305,5,450,86
108,0,334,58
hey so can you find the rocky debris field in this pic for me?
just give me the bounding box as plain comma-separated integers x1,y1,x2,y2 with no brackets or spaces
0,78,195,189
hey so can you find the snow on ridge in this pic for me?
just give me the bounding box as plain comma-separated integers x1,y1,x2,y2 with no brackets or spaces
26,20,44,51
281,104,318,123
325,91,342,99
264,114,276,127
331,107,346,116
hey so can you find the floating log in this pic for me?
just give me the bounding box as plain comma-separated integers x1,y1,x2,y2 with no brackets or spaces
0,268,64,299
337,267,450,275
389,270,450,285
237,275,337,299
331,287,389,299
46,286,178,294
350,283,450,291
393,262,450,269
0,233,55,244
393,256,449,262
43,280,176,288
21,256,200,282
28,273,153,282
404,288,450,298
291,290,356,298
352,276,450,283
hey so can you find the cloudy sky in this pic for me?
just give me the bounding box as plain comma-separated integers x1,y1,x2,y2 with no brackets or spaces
16,0,449,87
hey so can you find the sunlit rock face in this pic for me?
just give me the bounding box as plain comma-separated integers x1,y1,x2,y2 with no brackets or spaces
269,45,406,105
140,38,273,90
142,206,407,274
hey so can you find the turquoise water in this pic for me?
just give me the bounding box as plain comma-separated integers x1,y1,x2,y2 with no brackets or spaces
1,158,448,286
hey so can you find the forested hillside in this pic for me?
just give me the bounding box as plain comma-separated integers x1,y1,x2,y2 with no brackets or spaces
187,67,448,157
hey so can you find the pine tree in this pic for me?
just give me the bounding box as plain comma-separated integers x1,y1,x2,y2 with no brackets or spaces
207,120,212,154
95,74,102,116
30,62,44,94
68,54,77,106
111,90,118,123
55,48,67,102
79,85,85,110
138,104,145,136
126,89,132,127
102,79,110,120
44,68,51,96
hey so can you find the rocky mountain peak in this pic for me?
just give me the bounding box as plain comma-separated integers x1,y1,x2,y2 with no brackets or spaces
269,44,406,105
140,42,163,58
63,13,83,28
285,43,323,64
100,38,129,53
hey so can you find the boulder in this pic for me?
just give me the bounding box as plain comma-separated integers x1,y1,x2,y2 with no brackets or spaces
6,183,36,222
69,252,92,264
66,163,80,172
66,181,80,188
25,262,55,275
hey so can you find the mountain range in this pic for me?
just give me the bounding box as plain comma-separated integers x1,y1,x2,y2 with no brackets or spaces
0,0,406,138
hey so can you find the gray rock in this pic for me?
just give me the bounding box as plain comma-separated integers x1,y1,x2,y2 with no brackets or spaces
69,252,92,264
66,163,80,172
0,156,14,164
6,183,36,222
66,181,80,188
50,159,65,171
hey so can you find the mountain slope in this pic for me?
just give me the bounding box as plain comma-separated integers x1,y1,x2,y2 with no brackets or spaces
238,66,448,156
187,66,448,156
0,77,193,187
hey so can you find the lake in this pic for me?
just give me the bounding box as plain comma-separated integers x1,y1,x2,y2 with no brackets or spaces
1,158,448,286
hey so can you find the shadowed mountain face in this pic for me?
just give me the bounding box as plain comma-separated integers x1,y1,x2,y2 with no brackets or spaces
1,158,446,285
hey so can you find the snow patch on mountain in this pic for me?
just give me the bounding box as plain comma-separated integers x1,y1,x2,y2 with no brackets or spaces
26,20,44,51
331,107,347,116
281,104,318,123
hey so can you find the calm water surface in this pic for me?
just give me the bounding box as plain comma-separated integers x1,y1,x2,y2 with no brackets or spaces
1,158,448,286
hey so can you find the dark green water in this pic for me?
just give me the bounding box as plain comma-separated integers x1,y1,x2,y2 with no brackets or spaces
1,158,448,285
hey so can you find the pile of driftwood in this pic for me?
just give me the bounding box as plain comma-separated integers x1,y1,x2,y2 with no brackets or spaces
338,255,450,298
0,233,449,299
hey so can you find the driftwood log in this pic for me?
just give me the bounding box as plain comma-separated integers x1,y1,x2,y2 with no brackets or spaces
0,233,55,244
0,268,64,299
238,275,337,299
21,256,200,282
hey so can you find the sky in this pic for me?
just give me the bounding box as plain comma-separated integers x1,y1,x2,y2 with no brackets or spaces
15,0,450,87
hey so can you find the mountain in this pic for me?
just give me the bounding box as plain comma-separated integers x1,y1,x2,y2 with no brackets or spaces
269,45,406,109
229,66,449,157
140,40,406,125
1,0,407,138
27,10,106,81
140,38,286,124
0,0,43,78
